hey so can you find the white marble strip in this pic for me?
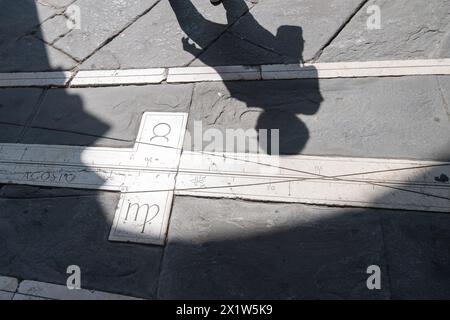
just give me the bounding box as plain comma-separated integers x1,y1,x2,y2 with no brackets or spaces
16,280,141,300
71,68,166,86
0,71,72,87
167,65,261,83
176,151,450,213
1,59,449,87
0,276,18,293
262,59,450,80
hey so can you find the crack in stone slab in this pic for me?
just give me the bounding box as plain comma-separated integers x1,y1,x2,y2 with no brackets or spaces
310,0,371,62
187,2,256,67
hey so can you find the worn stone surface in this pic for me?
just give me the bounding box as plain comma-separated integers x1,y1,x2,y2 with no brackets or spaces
0,36,77,72
159,196,389,299
380,211,450,299
38,0,76,9
81,0,251,69
21,84,193,147
12,294,49,300
192,0,366,66
0,291,14,300
0,185,161,299
0,88,44,143
17,280,141,300
37,14,72,44
0,1,53,38
191,31,283,66
48,0,159,62
0,0,76,72
186,76,450,160
319,0,450,62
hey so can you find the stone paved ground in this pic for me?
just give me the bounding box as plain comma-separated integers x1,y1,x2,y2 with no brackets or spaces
0,0,450,299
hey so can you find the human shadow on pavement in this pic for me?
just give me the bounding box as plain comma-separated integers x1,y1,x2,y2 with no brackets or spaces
0,0,162,299
169,0,323,155
161,0,450,300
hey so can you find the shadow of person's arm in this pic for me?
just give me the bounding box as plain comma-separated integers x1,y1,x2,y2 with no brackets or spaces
168,0,223,48
182,36,202,56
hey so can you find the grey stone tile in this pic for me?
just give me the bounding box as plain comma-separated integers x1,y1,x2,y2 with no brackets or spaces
319,0,450,62
438,76,450,122
0,0,54,39
21,84,193,147
192,0,366,66
0,36,77,72
0,185,97,198
17,280,142,300
49,0,159,62
0,124,26,144
0,1,76,72
381,211,450,299
159,196,389,299
81,0,250,69
185,78,323,155
0,290,14,300
186,76,450,160
0,88,44,143
37,14,71,45
12,293,49,300
0,275,18,292
0,185,162,299
38,0,76,9
191,31,284,66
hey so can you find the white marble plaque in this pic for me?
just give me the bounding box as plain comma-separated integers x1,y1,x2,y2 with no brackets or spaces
0,112,188,245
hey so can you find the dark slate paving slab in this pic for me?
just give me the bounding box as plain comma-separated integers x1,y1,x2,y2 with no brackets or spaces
186,76,450,161
0,185,162,299
380,211,450,299
39,0,75,9
21,84,193,147
0,36,77,73
192,0,366,66
0,83,196,298
159,196,390,299
319,0,450,62
47,0,160,62
0,88,44,143
192,31,284,66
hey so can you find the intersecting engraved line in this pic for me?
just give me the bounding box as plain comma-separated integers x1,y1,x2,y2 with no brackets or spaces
2,137,450,201
0,112,188,192
1,112,449,218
